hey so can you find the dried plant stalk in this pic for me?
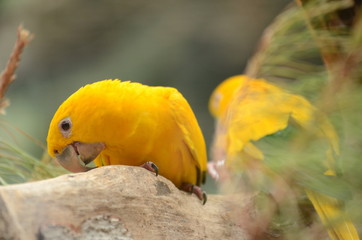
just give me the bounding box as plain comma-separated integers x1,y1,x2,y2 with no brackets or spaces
295,0,358,86
0,25,33,114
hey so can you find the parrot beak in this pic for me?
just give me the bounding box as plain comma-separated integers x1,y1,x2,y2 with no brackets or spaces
55,142,105,173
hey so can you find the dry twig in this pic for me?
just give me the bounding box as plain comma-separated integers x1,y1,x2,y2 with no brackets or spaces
0,25,33,114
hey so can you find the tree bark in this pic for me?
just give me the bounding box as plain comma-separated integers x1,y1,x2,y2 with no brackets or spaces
0,166,252,240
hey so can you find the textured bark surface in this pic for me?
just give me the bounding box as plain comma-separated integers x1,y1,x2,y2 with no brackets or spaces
0,166,252,240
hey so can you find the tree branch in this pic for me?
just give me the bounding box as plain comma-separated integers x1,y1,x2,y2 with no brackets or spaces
0,166,253,240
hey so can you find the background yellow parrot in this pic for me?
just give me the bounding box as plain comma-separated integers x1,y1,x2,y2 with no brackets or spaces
47,79,207,203
208,75,359,239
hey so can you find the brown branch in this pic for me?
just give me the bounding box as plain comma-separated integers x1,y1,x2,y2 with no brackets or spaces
0,166,253,240
0,25,33,114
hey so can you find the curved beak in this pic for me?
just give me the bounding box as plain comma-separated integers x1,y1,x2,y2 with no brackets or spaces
55,142,105,172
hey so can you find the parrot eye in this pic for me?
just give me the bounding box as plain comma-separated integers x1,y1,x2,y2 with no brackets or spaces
61,121,70,131
58,117,72,138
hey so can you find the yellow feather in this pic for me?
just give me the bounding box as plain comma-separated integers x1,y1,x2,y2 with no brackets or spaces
210,75,359,240
47,79,207,188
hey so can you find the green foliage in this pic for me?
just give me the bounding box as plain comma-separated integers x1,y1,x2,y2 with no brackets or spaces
245,3,327,96
0,120,67,185
219,0,362,238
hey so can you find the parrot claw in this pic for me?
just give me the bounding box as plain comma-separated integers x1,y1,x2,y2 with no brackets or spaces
86,167,98,171
181,183,207,205
140,161,159,176
202,192,207,205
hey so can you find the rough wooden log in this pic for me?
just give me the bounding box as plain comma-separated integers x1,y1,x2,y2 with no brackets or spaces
0,166,252,240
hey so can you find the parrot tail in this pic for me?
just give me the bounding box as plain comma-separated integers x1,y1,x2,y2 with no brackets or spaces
305,189,360,240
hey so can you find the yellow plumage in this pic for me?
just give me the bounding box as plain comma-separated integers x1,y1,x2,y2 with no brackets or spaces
209,75,359,240
47,79,207,188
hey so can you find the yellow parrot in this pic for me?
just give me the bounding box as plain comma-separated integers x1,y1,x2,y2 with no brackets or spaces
47,79,207,203
208,75,359,239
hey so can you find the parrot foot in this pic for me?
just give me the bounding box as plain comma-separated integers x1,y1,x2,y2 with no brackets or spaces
180,183,207,205
140,161,159,176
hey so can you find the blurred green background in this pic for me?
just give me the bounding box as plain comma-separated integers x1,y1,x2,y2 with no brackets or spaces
0,0,289,189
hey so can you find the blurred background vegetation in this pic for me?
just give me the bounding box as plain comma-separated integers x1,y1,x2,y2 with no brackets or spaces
1,0,362,238
0,0,289,188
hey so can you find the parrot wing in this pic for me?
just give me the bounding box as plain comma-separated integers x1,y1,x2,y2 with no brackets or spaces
225,80,305,158
222,80,359,240
168,89,207,185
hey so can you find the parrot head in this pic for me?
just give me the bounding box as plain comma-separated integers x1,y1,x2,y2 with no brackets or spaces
208,75,248,118
47,80,122,173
